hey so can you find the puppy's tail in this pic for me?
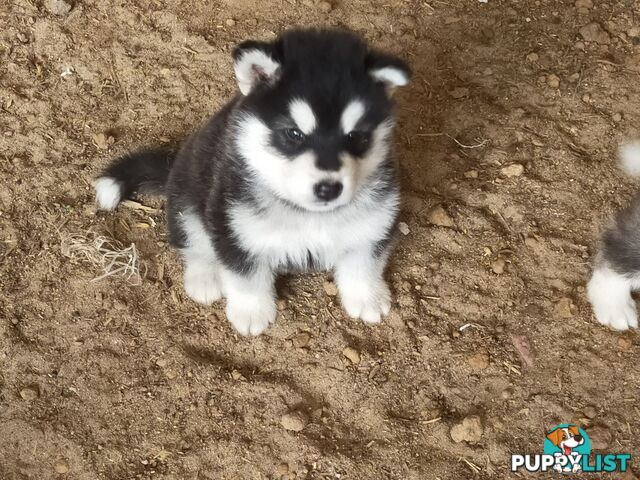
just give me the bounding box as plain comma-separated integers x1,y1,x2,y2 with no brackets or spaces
619,141,640,177
95,148,176,210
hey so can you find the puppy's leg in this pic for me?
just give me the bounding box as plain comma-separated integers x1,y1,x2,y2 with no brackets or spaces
335,246,391,324
220,264,276,336
587,261,638,330
176,211,222,305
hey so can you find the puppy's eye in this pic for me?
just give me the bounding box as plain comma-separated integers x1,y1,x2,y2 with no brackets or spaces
346,131,371,151
284,128,305,144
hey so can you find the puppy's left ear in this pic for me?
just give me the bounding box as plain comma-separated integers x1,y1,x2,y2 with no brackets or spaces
233,40,281,95
366,51,411,94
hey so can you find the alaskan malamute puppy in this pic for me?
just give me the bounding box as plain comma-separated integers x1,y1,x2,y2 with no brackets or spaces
94,29,410,335
588,142,640,330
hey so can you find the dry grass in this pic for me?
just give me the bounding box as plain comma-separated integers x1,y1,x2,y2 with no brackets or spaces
60,231,142,285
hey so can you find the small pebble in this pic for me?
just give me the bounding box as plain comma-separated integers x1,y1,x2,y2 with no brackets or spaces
500,163,524,177
464,170,478,179
20,387,39,401
398,222,410,235
466,351,490,369
526,52,539,62
449,87,469,99
582,405,597,419
225,19,236,27
277,463,290,475
323,281,338,296
427,205,454,227
612,112,622,123
617,337,632,351
579,22,610,44
450,416,483,443
54,459,69,474
292,332,311,348
277,298,287,311
547,74,560,88
491,258,506,274
281,411,307,432
575,0,592,8
318,0,332,12
47,0,72,15
342,346,361,364
554,297,576,318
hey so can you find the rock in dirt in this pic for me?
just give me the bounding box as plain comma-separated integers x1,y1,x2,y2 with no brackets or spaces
579,22,610,44
318,0,332,12
547,74,560,89
54,459,69,474
292,332,311,348
398,222,410,235
449,87,469,99
20,386,39,401
450,416,483,443
554,297,576,318
511,334,535,368
466,350,490,369
427,205,454,227
225,19,236,27
526,52,539,62
47,0,72,15
323,281,338,296
500,163,524,177
281,411,307,432
582,405,597,419
575,0,592,8
588,425,612,450
464,169,478,179
617,337,633,351
342,346,361,364
491,258,506,275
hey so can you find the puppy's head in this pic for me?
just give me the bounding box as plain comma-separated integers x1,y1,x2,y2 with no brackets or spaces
546,426,584,454
232,29,410,212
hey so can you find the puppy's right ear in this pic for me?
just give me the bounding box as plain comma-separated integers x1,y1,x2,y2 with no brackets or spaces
233,41,281,96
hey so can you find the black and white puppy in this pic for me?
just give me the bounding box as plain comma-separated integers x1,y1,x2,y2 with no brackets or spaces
588,143,640,330
94,29,410,335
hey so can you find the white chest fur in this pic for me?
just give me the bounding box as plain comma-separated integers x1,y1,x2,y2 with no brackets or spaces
228,194,398,271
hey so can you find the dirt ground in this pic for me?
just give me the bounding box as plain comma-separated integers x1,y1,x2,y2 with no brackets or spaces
2,0,640,478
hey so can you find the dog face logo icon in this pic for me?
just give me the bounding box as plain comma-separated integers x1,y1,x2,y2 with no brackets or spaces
543,424,591,472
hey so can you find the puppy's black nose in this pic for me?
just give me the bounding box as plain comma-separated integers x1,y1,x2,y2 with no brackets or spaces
314,181,343,201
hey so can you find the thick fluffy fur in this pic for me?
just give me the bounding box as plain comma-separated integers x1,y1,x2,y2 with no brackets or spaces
588,143,640,330
94,29,410,335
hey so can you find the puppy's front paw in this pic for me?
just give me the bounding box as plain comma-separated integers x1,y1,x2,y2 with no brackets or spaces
340,280,391,324
587,268,639,330
594,299,638,330
225,295,276,336
184,269,222,305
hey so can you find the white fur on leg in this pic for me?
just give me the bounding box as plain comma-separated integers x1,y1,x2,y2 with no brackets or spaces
587,264,639,330
95,177,123,210
335,248,391,324
220,266,276,336
183,259,222,305
180,211,222,305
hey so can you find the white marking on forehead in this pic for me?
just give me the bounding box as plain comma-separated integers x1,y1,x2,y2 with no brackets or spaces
289,99,317,135
340,100,366,134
